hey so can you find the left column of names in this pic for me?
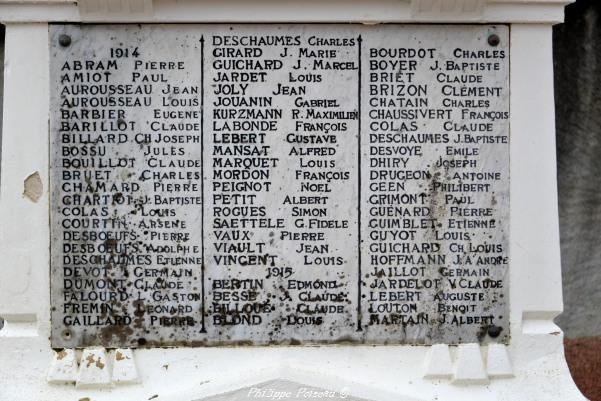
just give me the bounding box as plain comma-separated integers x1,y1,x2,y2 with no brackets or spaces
50,26,205,347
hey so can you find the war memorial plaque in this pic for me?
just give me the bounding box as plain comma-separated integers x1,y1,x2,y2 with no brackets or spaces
49,24,509,348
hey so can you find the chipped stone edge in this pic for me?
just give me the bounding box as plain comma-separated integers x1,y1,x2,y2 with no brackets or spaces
422,343,513,383
23,171,43,203
423,344,453,379
111,348,140,384
48,347,141,387
76,347,112,388
47,348,78,384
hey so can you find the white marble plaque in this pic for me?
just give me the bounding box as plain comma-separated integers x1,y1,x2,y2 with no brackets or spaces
49,24,509,347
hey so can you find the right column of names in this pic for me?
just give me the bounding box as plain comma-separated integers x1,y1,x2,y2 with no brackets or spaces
361,27,510,343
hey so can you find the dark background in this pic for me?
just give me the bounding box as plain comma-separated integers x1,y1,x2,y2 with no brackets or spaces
554,0,601,399
555,0,601,339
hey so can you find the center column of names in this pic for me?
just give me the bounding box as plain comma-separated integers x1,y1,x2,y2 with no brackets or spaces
203,28,361,343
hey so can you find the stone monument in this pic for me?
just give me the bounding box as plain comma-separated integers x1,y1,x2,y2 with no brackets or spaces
0,1,585,400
